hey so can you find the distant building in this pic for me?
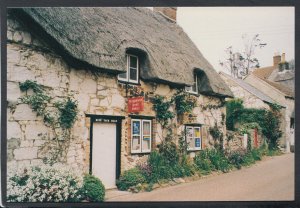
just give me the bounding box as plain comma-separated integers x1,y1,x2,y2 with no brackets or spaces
244,53,295,152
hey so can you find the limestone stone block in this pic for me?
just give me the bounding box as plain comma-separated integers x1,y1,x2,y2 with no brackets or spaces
17,160,31,169
97,89,109,97
20,140,34,148
10,66,35,83
111,94,125,109
27,52,49,71
7,138,21,149
73,126,89,140
69,70,81,91
99,97,109,107
7,121,22,139
13,104,38,121
90,98,99,106
30,159,43,166
25,122,48,140
33,139,46,147
79,78,97,94
14,147,38,160
13,31,23,42
7,46,21,64
7,81,21,102
154,84,171,96
43,71,61,88
22,31,32,44
75,93,90,111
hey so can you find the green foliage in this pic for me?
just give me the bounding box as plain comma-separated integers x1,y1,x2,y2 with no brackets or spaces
19,80,42,93
207,149,231,172
228,149,247,169
172,90,196,115
19,80,78,164
20,93,51,121
152,95,174,127
194,150,213,174
116,168,146,191
226,99,244,130
79,175,105,202
251,148,263,161
55,98,78,129
158,141,179,165
209,123,224,150
226,99,282,150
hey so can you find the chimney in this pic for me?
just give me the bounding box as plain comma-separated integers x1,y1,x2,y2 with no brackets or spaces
154,7,177,22
273,53,281,66
281,53,286,62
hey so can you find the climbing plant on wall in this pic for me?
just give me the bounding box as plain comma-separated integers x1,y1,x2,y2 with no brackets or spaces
226,98,282,150
19,80,78,165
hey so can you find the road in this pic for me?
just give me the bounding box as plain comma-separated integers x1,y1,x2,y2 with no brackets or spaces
106,153,294,201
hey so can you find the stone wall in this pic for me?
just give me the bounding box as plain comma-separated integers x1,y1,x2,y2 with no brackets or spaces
7,13,227,174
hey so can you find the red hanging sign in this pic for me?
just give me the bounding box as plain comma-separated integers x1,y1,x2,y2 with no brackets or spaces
128,97,144,113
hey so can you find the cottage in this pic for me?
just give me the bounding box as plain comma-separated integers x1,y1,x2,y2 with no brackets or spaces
7,7,233,189
219,71,278,110
244,54,295,152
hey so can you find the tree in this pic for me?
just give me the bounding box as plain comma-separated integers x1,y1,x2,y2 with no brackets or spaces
219,34,266,78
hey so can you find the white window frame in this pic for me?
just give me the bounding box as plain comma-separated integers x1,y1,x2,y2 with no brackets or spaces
185,74,198,94
185,125,202,151
131,119,152,154
118,54,139,84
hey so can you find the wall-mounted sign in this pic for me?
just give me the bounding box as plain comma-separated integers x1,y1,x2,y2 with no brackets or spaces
128,97,144,113
95,118,118,123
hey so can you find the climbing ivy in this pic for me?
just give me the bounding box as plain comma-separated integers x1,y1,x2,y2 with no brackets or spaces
152,95,174,128
172,90,196,115
19,80,78,164
226,98,282,150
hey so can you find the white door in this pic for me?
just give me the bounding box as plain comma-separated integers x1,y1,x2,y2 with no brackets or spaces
92,122,116,189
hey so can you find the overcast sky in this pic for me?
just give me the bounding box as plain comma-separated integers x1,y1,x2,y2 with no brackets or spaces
175,7,294,72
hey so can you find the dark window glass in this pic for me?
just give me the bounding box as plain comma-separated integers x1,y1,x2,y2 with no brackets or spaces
130,56,138,68
130,67,137,81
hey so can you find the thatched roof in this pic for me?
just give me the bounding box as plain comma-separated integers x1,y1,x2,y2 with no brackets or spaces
12,7,233,97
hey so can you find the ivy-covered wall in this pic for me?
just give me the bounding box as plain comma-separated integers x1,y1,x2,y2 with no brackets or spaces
7,12,228,174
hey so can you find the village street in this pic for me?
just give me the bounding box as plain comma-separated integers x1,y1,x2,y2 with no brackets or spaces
106,153,294,201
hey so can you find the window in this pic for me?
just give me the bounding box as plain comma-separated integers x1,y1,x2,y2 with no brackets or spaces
185,125,202,151
118,54,139,84
185,74,198,94
131,119,152,153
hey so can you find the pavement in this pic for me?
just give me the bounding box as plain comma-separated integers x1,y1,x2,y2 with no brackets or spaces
105,153,294,201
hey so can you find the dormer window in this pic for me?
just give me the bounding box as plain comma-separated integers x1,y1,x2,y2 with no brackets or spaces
118,54,139,84
185,74,198,94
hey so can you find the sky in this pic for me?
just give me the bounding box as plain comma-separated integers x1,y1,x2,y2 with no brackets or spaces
175,7,295,72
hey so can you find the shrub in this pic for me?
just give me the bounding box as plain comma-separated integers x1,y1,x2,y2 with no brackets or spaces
242,152,255,166
194,150,213,174
207,149,231,173
228,149,246,169
79,174,105,202
7,165,83,202
116,168,146,191
158,141,179,164
251,148,263,161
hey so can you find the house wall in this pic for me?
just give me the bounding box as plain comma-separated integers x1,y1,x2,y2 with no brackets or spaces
7,13,227,174
244,74,294,151
220,73,270,110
